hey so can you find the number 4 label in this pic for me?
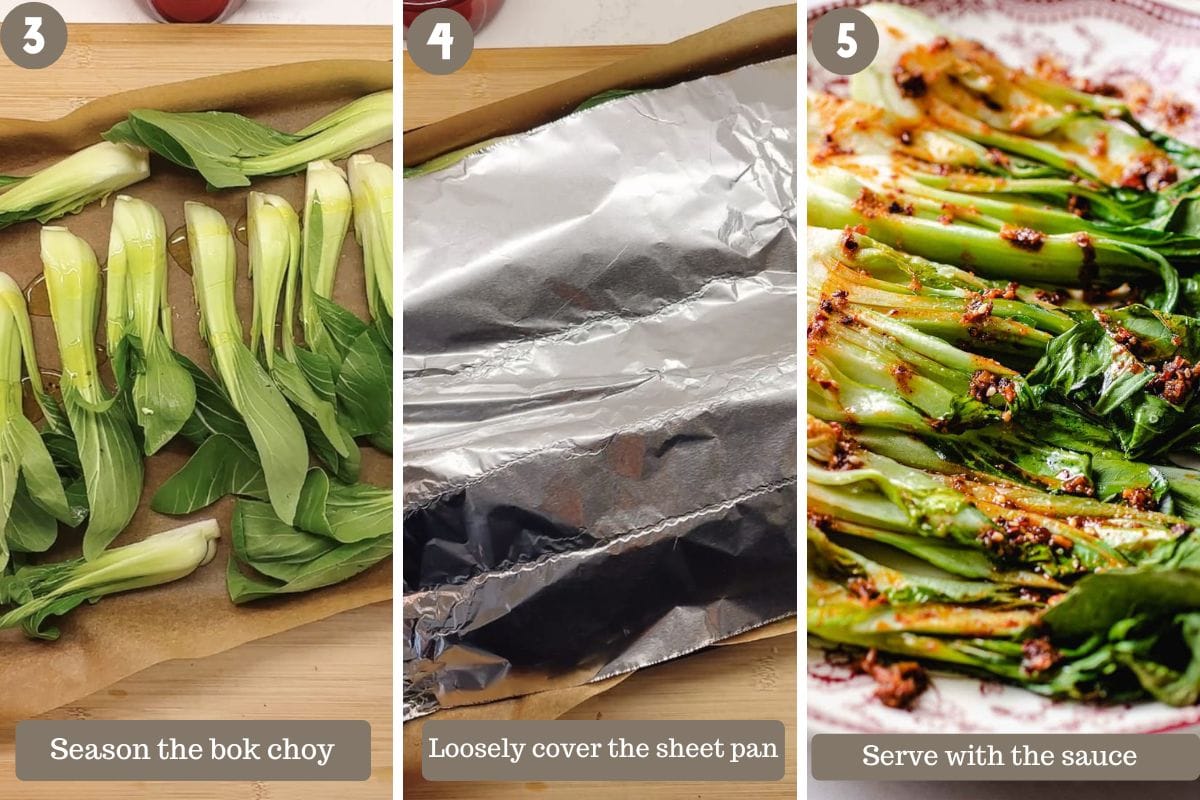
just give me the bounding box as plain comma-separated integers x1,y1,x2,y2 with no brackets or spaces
23,16,43,55
428,21,453,61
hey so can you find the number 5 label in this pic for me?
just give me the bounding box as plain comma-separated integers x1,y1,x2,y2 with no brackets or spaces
836,22,857,59
812,8,879,76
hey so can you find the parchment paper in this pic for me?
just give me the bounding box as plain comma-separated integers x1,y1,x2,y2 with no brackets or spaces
0,60,393,721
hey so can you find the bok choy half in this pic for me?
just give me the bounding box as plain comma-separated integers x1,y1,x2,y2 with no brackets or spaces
183,201,308,526
0,274,73,571
247,190,360,481
0,519,218,639
0,142,149,231
41,227,144,560
103,91,393,189
105,195,196,455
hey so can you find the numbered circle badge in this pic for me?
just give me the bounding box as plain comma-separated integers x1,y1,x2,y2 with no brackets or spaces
407,9,474,75
1,1,67,69
811,8,879,76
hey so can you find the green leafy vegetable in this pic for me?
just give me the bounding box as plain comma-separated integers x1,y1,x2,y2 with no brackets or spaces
0,273,73,570
299,160,353,361
184,201,308,525
0,143,149,230
41,226,144,560
247,191,359,481
104,91,393,189
226,498,390,604
348,153,393,343
0,519,218,639
105,195,196,454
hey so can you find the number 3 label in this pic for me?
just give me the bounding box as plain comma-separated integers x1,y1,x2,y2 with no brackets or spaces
836,22,857,59
22,16,43,54
428,21,453,61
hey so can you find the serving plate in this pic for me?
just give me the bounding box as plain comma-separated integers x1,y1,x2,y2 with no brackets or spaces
806,0,1200,734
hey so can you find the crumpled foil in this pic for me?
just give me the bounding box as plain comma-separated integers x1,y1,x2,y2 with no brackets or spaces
403,56,798,721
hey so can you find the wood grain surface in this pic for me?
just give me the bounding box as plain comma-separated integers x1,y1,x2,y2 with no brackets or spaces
1,24,393,122
403,44,797,798
0,23,393,800
402,46,653,130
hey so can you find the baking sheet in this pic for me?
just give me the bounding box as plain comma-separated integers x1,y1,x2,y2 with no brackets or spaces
403,56,798,720
0,60,393,721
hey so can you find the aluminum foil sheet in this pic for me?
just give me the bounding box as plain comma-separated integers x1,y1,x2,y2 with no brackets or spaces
403,56,798,721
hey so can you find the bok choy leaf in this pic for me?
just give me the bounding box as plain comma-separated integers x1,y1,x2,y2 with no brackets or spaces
247,191,360,481
0,143,149,231
103,91,393,189
0,519,218,639
105,195,196,454
41,226,144,560
184,201,308,525
0,274,73,570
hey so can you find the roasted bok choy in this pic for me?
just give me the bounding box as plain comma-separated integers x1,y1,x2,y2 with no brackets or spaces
0,520,218,639
104,91,393,189
809,6,1200,708
41,227,144,560
0,142,149,231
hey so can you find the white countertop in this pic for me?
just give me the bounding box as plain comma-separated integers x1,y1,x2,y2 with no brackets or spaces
0,0,790,38
474,0,791,47
0,0,393,24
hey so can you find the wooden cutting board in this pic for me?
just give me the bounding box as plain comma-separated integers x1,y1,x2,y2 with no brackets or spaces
0,24,393,800
403,45,798,799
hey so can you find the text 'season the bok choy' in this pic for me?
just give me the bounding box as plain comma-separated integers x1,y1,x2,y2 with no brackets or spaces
808,4,1200,710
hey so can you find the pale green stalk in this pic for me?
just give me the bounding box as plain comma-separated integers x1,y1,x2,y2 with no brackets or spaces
348,154,393,321
186,201,308,525
106,195,195,454
0,143,149,229
300,160,352,359
243,91,393,177
0,520,219,636
41,226,143,559
248,192,301,367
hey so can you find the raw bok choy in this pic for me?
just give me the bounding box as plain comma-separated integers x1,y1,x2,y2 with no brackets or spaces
179,201,308,525
0,519,218,639
225,490,392,604
41,227,144,560
103,91,393,189
247,190,360,481
349,153,393,342
0,274,74,571
0,142,149,230
293,159,392,451
105,195,196,454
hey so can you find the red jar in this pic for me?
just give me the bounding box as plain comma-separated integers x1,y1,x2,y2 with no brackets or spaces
143,0,246,23
403,0,504,33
